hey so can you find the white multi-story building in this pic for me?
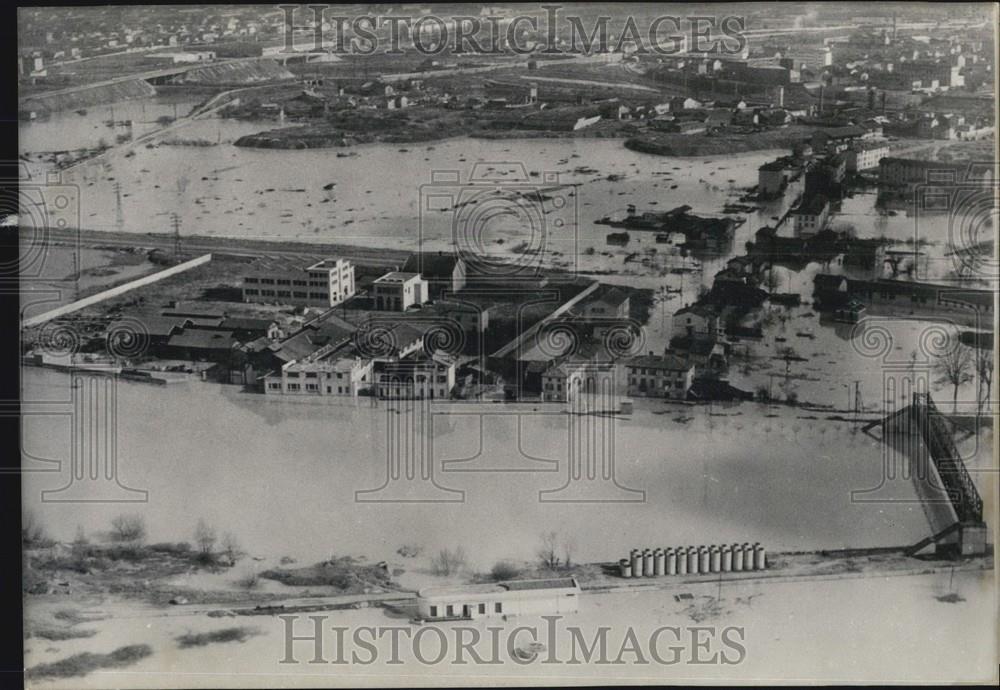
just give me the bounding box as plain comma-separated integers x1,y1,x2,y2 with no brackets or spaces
844,141,890,172
264,354,373,397
791,195,831,238
376,351,456,400
624,353,695,399
372,272,427,311
243,258,355,309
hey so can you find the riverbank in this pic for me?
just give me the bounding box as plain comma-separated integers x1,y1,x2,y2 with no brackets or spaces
23,545,996,686
625,125,813,157
24,525,993,613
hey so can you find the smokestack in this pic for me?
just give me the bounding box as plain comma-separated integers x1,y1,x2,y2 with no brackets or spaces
819,85,825,114
778,86,784,108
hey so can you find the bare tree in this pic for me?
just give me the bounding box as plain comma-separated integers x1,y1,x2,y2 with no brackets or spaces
221,532,243,566
537,531,561,570
975,347,994,417
430,547,467,576
934,344,974,413
110,514,147,544
194,519,217,556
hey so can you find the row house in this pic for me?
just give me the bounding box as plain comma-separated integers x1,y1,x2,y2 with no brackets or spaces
265,351,374,397
541,361,619,404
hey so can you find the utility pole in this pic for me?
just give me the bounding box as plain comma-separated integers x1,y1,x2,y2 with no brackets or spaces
114,181,124,229
70,248,79,301
171,213,182,258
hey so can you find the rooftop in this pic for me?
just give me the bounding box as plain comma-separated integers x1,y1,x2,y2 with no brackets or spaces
166,328,236,351
626,353,692,371
418,577,579,599
375,271,421,283
791,194,830,216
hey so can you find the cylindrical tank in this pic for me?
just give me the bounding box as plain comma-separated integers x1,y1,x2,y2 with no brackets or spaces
643,549,654,577
654,549,666,576
666,548,677,575
732,544,744,571
677,548,688,575
754,543,766,570
710,546,722,573
688,547,699,574
619,559,631,578
742,543,752,570
721,545,732,572
699,546,710,573
630,550,642,577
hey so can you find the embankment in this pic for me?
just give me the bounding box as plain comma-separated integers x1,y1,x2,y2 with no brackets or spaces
23,79,156,114
177,58,294,85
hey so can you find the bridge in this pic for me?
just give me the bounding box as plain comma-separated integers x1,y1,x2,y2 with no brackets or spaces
865,393,988,556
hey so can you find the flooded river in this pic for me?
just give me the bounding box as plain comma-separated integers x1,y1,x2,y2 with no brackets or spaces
22,366,963,567
19,95,993,563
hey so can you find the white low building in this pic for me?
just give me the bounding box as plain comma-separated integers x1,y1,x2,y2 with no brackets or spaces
416,578,581,621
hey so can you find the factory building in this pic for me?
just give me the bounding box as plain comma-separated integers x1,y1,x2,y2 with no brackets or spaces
243,258,355,308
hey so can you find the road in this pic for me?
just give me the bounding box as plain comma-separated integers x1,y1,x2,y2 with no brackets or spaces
20,56,268,103
36,226,413,268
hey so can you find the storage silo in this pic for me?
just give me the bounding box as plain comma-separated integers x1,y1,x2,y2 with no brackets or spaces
688,547,699,574
619,558,631,578
643,549,654,577
654,548,666,576
666,548,677,575
677,547,688,575
754,543,766,570
721,545,732,572
699,546,710,573
631,550,642,577
742,543,752,570
710,546,721,573
732,544,744,571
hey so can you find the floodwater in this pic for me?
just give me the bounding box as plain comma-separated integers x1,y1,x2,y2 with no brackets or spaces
22,366,963,568
18,99,995,563
19,93,203,155
23,104,784,288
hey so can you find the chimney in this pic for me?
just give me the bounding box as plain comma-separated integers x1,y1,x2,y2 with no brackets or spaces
819,85,825,114
777,86,784,108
